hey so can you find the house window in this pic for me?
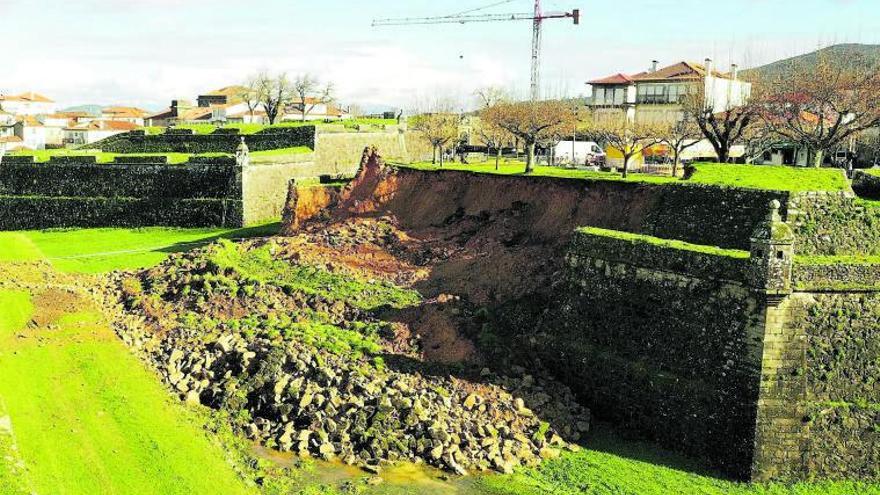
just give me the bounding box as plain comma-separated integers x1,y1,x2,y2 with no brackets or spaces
594,87,606,105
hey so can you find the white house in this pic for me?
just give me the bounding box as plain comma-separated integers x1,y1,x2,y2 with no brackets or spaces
281,98,352,122
0,92,57,116
64,120,139,146
100,106,147,126
13,117,47,150
0,110,21,152
587,59,751,126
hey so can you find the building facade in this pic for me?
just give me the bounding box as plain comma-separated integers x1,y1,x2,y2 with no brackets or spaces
0,92,57,116
587,59,751,126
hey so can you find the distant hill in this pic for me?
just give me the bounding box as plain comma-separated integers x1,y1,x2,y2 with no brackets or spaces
745,43,880,80
59,104,102,117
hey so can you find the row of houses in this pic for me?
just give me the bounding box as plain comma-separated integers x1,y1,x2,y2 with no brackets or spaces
144,85,352,127
0,85,355,152
0,92,146,150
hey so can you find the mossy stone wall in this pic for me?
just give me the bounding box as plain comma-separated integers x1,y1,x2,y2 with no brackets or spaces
788,192,880,256
545,229,880,482
0,196,242,229
540,231,764,479
0,161,239,199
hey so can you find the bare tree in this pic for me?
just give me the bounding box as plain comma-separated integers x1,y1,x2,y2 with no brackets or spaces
474,86,511,108
758,53,880,167
740,123,780,164
237,74,263,123
475,110,512,170
256,71,294,125
291,74,335,122
411,112,461,166
656,113,703,176
481,100,577,173
593,118,663,178
683,84,757,163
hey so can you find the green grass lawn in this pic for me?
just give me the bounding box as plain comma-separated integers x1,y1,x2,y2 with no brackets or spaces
402,160,680,185
401,160,852,192
688,163,851,192
9,149,231,164
0,290,252,495
251,146,314,157
0,222,279,273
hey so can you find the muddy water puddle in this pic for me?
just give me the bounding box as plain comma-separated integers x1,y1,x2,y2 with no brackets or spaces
253,445,489,494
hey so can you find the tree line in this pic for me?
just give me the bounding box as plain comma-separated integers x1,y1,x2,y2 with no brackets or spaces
238,72,335,125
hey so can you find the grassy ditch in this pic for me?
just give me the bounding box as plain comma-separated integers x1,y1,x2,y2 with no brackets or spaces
0,289,251,494
401,161,851,193
0,222,279,273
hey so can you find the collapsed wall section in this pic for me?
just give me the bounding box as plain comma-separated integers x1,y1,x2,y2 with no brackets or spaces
339,167,786,250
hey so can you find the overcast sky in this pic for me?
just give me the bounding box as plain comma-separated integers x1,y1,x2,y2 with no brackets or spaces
2,0,878,111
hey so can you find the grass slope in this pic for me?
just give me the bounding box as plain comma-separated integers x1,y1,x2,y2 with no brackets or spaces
579,226,750,258
401,161,851,192
0,295,252,494
481,425,878,495
0,222,279,273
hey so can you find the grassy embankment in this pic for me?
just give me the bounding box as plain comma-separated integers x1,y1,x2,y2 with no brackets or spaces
402,160,851,192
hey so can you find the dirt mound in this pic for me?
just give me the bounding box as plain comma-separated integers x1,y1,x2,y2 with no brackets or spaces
31,288,87,327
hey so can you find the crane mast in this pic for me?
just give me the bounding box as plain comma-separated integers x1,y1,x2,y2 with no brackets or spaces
531,0,543,101
372,0,580,101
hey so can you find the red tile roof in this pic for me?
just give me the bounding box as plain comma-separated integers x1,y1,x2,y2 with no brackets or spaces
67,121,139,132
589,62,735,86
102,106,147,118
0,92,54,103
631,61,732,82
588,73,635,85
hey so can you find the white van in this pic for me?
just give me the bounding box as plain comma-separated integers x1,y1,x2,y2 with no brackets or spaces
554,141,606,166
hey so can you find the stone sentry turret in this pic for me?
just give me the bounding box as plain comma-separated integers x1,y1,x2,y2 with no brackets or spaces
235,137,250,168
748,199,795,298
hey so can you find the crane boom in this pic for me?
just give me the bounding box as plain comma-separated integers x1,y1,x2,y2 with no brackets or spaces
371,11,572,26
372,1,580,101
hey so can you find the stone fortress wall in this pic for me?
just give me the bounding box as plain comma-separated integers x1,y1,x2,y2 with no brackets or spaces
0,126,430,229
281,164,879,482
